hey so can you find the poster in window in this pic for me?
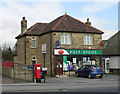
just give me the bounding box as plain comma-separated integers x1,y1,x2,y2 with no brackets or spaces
73,58,76,63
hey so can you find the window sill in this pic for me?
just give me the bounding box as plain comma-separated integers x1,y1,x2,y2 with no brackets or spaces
31,47,36,49
84,44,93,46
61,44,72,45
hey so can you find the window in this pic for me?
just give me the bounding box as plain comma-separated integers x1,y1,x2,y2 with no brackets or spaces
61,33,71,44
31,37,36,48
84,34,93,45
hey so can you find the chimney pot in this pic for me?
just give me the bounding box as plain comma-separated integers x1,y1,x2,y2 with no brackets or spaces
85,18,91,26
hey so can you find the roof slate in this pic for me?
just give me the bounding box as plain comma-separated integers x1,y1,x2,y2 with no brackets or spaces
16,14,103,39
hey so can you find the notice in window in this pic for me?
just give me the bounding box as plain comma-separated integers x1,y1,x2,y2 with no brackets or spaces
73,58,76,63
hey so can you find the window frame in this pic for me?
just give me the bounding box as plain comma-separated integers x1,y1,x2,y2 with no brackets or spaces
84,34,93,45
31,37,36,48
61,33,72,44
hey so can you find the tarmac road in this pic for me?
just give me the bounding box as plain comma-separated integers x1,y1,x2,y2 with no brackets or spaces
1,74,119,92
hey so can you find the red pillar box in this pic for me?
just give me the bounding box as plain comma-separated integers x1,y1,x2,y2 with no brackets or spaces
35,64,41,80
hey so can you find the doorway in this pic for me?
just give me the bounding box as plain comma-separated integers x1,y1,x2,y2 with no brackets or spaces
55,56,63,75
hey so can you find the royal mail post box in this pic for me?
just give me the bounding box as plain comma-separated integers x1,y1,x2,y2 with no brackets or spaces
35,64,41,79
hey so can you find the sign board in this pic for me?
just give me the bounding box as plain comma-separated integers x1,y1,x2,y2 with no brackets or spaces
42,68,47,71
56,41,60,48
54,49,102,55
42,44,46,54
37,67,40,70
22,65,33,69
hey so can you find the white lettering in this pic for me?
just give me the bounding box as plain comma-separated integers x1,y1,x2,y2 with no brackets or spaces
73,51,75,54
83,51,85,54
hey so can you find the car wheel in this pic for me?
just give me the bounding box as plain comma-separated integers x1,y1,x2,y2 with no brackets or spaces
88,74,92,79
75,73,79,77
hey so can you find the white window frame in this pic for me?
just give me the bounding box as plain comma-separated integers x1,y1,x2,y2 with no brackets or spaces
61,33,72,44
84,34,93,45
31,37,36,48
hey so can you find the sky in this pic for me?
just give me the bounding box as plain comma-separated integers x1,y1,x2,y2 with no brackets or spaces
0,0,119,48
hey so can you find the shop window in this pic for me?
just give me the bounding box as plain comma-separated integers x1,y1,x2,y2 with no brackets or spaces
64,56,84,71
63,55,100,71
91,56,100,65
61,33,71,44
84,34,93,45
31,37,36,48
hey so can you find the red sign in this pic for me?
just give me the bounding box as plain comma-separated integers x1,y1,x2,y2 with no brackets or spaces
100,42,104,46
35,64,41,79
58,50,64,54
2,62,14,68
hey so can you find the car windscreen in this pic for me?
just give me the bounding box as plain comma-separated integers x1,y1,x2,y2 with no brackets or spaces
92,66,101,70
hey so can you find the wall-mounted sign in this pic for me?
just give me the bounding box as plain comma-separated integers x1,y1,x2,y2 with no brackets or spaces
54,49,102,55
56,41,60,48
22,65,33,69
42,68,47,71
42,44,46,54
99,41,104,46
54,49,69,55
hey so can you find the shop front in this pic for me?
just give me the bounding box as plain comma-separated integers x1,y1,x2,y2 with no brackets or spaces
54,49,102,75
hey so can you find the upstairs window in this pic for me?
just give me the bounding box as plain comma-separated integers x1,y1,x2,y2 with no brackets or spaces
84,34,93,45
61,33,71,44
31,37,36,48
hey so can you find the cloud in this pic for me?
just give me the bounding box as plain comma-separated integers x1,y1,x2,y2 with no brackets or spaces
0,2,63,47
81,2,116,14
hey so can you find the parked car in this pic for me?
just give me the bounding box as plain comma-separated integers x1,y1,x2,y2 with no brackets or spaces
75,65,103,79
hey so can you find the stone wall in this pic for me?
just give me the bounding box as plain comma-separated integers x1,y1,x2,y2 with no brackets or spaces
2,67,13,78
52,32,102,49
2,67,33,81
13,69,33,81
14,37,25,65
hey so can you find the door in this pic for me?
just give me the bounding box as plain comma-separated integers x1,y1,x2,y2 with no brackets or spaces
56,56,63,75
105,58,109,73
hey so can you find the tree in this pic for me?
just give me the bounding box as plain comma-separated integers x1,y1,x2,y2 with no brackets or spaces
1,43,14,62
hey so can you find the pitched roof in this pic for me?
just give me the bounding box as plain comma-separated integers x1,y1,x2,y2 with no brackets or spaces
41,14,103,34
103,31,120,56
16,14,103,39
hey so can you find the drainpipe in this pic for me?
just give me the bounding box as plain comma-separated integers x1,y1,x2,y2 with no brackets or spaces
50,32,52,77
24,36,26,65
24,36,27,81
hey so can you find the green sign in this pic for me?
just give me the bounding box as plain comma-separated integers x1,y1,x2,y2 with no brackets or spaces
66,50,102,55
63,56,67,71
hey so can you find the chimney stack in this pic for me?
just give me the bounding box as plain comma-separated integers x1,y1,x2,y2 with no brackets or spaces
85,18,91,26
21,17,27,34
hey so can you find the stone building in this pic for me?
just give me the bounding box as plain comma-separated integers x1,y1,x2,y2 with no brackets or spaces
14,14,104,77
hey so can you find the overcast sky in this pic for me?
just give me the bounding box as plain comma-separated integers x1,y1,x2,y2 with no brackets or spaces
0,0,119,47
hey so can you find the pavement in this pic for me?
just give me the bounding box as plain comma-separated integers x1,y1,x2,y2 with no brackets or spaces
1,74,120,92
